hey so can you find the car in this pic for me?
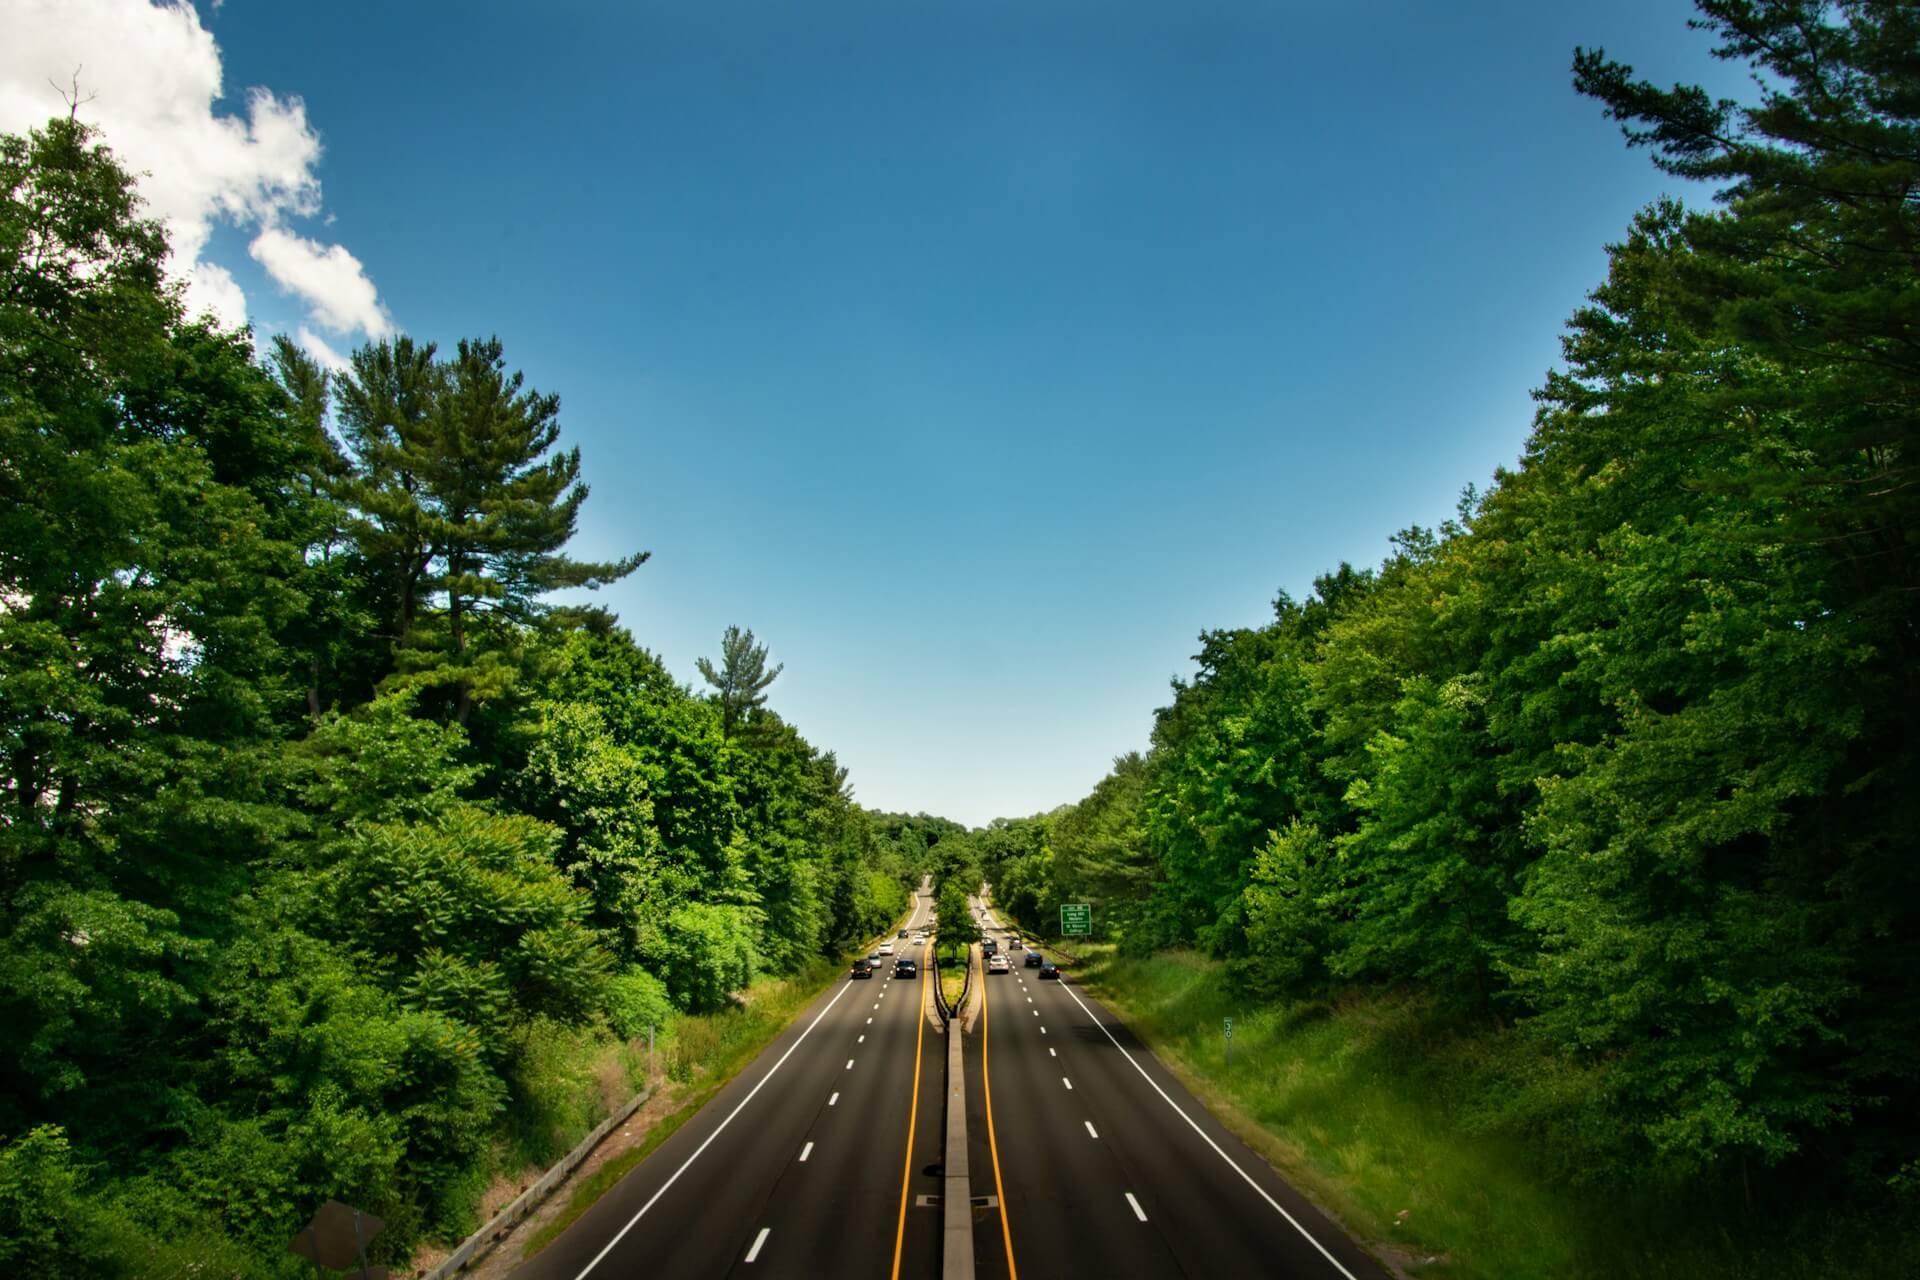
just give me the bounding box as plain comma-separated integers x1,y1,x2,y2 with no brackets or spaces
1038,962,1060,980
898,929,909,938
851,959,874,979
869,950,884,968
987,954,1010,973
1024,950,1042,968
981,939,998,957
912,935,925,946
878,942,894,955
894,958,917,978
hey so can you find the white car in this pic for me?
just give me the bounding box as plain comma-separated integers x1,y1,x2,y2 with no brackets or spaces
987,954,1010,974
878,942,894,955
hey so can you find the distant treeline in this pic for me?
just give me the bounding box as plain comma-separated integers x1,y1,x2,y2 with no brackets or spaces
0,118,917,1275
982,0,1919,1205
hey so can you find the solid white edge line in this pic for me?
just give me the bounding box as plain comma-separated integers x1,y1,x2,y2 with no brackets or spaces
799,1142,813,1163
570,978,855,1279
1125,1192,1148,1223
745,1226,771,1262
1086,1120,1099,1139
1057,981,1360,1280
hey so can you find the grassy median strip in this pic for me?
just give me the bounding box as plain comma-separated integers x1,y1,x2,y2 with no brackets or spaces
1073,945,1920,1280
937,941,969,1012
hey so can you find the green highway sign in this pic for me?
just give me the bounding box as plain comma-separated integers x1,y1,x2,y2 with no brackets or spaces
1061,903,1092,936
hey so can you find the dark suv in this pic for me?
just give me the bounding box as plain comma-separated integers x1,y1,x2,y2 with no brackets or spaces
1038,961,1060,980
982,939,998,957
851,958,874,979
1024,950,1042,968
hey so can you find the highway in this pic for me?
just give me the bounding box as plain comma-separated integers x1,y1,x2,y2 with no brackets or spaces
512,887,945,1280
513,886,1384,1278
964,897,1385,1280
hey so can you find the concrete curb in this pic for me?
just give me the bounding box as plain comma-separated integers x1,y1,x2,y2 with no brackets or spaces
942,943,975,1280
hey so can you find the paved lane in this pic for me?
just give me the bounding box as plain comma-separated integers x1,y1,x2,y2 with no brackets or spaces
514,889,938,1280
968,899,1386,1280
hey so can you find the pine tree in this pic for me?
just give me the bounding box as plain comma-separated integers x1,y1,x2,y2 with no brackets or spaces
696,625,784,739
340,335,648,722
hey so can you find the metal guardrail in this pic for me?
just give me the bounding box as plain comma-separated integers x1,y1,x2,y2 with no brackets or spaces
423,1084,655,1278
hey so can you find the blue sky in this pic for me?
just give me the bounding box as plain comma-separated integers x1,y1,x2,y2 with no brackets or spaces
8,1,1746,825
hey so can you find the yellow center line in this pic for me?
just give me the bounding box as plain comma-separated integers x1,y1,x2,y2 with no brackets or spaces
982,940,1018,1279
890,942,930,1279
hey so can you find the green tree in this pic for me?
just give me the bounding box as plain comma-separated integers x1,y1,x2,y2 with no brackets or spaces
696,625,783,740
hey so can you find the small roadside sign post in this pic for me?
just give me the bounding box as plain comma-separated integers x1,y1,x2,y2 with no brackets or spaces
1224,1016,1234,1067
1060,903,1092,937
289,1200,386,1280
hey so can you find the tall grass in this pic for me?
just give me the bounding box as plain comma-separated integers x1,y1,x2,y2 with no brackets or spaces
1078,947,1920,1280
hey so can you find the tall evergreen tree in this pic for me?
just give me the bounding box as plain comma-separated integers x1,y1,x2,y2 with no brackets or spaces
697,625,784,739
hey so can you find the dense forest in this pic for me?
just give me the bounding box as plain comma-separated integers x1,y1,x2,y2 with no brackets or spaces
0,114,920,1274
982,0,1919,1230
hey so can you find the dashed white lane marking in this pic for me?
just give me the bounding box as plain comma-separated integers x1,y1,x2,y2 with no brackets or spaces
571,978,855,1279
867,1017,872,1024
799,1142,814,1162
1055,978,1361,1278
858,1034,865,1043
1063,1077,1073,1090
1027,997,1033,1004
1032,1010,1039,1017
846,1059,855,1070
1125,1194,1147,1223
829,1092,839,1106
746,1226,771,1261
1049,1048,1056,1058
1040,1026,1046,1034
1086,1121,1099,1139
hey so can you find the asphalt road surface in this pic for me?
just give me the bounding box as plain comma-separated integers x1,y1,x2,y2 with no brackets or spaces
512,888,945,1280
965,897,1385,1280
513,886,1384,1279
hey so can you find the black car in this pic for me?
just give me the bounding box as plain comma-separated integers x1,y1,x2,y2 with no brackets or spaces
898,928,909,938
1024,950,1042,968
1038,962,1060,980
851,959,874,979
894,958,917,978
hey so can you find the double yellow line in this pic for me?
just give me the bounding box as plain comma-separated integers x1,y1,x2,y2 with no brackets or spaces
891,921,1018,1279
980,941,1018,1279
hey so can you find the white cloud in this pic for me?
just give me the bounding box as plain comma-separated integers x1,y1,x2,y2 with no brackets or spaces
296,326,349,374
252,227,392,338
0,0,391,340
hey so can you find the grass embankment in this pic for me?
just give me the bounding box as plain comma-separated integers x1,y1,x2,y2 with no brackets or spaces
1068,945,1919,1280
